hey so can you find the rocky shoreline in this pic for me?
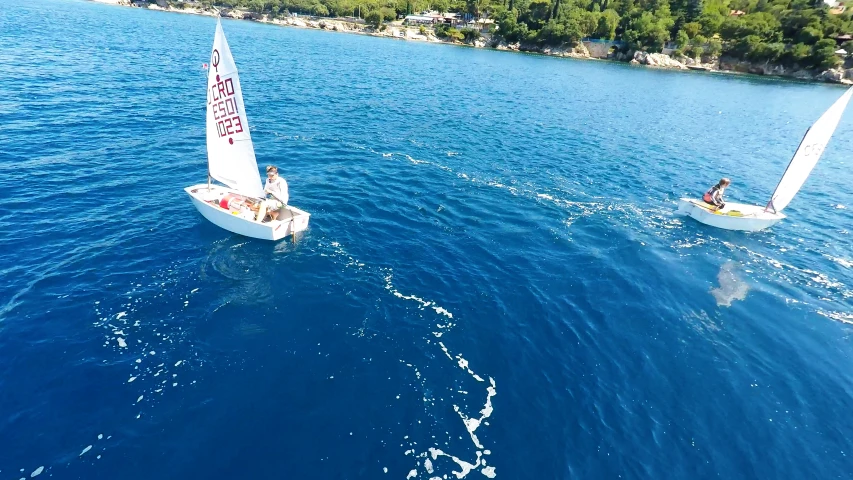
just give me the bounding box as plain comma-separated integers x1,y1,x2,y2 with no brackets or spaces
96,0,853,86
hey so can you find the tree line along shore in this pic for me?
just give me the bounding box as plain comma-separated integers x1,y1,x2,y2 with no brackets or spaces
102,0,853,84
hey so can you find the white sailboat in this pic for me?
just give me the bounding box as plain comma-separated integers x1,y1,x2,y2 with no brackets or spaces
678,87,853,232
185,19,310,241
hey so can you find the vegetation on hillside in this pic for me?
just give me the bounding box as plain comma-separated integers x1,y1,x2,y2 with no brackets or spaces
185,0,853,69
494,0,853,68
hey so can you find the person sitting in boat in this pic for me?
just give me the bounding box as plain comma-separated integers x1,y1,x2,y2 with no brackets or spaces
703,178,731,209
256,165,289,222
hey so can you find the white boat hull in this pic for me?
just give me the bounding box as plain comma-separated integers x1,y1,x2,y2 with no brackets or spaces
676,198,785,232
185,184,310,241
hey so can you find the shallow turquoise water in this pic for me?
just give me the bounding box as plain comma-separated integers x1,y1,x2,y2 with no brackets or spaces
1,1,853,479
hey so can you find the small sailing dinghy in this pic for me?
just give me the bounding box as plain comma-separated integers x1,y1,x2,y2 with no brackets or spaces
185,20,310,241
678,87,853,232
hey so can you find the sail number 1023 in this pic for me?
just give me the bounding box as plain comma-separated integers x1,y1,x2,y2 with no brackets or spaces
208,76,244,138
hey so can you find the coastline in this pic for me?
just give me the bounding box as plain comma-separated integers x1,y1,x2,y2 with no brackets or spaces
94,0,853,86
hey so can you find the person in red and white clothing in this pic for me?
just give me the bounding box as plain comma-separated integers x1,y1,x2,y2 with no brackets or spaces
703,178,730,210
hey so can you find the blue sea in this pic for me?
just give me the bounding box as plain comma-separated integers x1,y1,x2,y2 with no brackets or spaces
3,1,853,478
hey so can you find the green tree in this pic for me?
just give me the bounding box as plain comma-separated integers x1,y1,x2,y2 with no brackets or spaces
623,11,671,51
461,27,482,41
380,6,396,20
707,37,722,56
365,9,382,26
697,12,724,36
682,21,701,37
795,26,822,44
495,8,529,42
811,38,842,69
445,26,465,40
595,9,620,39
675,28,689,47
692,45,704,59
784,42,811,66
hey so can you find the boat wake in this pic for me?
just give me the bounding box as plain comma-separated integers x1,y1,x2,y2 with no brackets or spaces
373,147,852,329
320,238,498,478
384,272,498,479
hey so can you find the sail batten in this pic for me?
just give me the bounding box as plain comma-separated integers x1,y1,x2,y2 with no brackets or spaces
205,20,263,198
767,87,853,213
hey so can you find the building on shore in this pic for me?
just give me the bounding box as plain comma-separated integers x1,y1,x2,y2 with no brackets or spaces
403,11,464,27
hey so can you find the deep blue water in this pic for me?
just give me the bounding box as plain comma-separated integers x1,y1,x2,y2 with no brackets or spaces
3,0,853,478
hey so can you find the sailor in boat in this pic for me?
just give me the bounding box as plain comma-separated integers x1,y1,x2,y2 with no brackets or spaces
256,165,289,222
702,178,731,210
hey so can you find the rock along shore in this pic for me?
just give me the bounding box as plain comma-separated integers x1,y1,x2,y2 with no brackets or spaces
96,0,853,86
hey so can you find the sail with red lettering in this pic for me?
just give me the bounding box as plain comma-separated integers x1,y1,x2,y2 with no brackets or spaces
205,20,263,198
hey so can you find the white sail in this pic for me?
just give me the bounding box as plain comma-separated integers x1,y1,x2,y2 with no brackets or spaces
767,87,853,213
206,20,264,198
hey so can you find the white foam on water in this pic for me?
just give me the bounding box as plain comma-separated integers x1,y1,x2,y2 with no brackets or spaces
818,310,853,324
383,467,388,473
710,261,749,307
452,379,496,449
825,255,853,268
384,273,454,322
30,466,43,477
384,272,496,478
92,271,205,462
98,434,103,440
80,445,92,456
425,448,481,479
319,243,496,479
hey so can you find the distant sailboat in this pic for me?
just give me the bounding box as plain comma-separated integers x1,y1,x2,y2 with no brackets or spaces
678,87,853,232
185,19,310,241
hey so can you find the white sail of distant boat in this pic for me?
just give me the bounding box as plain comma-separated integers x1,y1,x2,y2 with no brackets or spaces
186,19,310,241
205,20,264,198
677,87,852,232
766,87,853,213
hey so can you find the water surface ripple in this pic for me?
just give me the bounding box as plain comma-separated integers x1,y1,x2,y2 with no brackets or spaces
1,1,852,479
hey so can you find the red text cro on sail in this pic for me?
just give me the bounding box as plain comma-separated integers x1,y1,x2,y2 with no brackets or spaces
208,73,244,144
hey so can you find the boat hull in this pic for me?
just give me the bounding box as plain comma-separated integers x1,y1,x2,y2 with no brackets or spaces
676,198,785,232
185,184,310,241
